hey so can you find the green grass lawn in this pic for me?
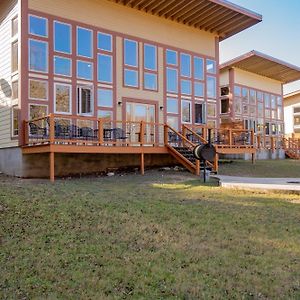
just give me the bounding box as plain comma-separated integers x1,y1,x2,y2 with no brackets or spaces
1,171,300,299
219,159,300,178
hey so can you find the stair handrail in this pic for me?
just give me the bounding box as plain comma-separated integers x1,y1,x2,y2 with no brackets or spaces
182,125,208,144
164,124,197,149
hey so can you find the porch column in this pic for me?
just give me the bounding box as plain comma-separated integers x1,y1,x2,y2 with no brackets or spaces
140,153,145,175
50,152,55,182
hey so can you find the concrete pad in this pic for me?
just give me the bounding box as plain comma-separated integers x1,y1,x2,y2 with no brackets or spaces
212,175,300,193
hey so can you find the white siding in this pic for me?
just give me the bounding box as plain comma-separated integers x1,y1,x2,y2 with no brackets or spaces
0,0,19,148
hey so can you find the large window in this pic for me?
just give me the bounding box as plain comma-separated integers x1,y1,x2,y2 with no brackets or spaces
194,57,204,80
124,39,138,67
77,60,93,80
55,83,71,114
29,79,48,100
143,44,157,91
29,39,48,73
29,15,48,37
180,53,191,77
54,56,71,77
206,59,216,74
77,27,93,58
54,21,71,54
181,100,191,123
166,68,178,93
207,76,216,99
124,69,138,87
195,103,205,124
98,32,112,52
124,39,138,88
167,98,178,114
12,16,18,37
12,106,19,137
11,41,18,73
97,88,113,108
97,54,112,83
29,104,48,120
78,86,93,115
166,50,177,66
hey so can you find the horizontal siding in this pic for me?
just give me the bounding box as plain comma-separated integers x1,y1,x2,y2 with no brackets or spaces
0,0,18,149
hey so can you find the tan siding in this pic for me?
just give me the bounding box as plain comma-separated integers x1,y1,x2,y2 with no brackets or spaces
284,94,300,136
0,0,19,149
220,70,229,86
234,68,282,95
28,0,216,56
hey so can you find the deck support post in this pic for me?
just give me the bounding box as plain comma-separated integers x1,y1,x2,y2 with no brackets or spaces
251,153,255,164
50,152,55,182
140,153,145,175
214,153,219,173
195,160,200,176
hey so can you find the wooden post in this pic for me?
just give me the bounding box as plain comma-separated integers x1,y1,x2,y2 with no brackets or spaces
164,125,168,146
49,113,55,144
250,130,254,146
140,153,145,175
203,126,207,141
251,153,255,164
140,121,145,146
23,120,29,146
214,153,219,173
195,160,200,176
229,129,232,146
271,137,275,152
50,152,55,182
256,135,260,149
98,119,103,145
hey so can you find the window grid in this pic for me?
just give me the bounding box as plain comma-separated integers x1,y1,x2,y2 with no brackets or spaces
143,43,158,92
165,48,216,128
123,39,139,89
233,84,284,135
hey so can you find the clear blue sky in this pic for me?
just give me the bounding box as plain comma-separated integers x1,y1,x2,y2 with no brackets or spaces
220,0,300,94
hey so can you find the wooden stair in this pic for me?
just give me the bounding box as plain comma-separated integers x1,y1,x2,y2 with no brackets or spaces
283,137,300,160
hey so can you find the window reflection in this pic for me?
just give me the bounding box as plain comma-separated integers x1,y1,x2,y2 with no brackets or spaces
54,21,71,54
77,27,93,58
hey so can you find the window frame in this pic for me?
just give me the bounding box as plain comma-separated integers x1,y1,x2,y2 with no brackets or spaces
97,32,113,52
97,87,113,108
28,78,49,101
11,105,19,138
28,14,48,38
54,56,72,77
181,99,192,124
76,26,93,58
28,38,49,73
97,53,113,84
54,82,72,114
77,85,94,116
54,21,72,54
76,60,93,81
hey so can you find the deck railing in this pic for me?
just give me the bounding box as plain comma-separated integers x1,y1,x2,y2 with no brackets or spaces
23,114,165,147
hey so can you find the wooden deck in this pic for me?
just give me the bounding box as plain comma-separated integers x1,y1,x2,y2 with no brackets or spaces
23,114,281,181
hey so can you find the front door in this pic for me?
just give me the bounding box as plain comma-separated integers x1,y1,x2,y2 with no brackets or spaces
126,102,155,144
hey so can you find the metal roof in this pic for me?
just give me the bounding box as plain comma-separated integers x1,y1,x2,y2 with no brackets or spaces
108,0,262,40
220,51,300,84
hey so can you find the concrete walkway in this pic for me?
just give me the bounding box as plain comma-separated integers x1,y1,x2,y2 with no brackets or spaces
213,175,300,192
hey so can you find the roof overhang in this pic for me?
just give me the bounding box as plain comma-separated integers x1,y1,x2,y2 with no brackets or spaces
107,0,262,40
220,51,300,84
284,90,300,99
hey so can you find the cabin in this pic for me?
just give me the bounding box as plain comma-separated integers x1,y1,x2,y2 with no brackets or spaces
0,0,268,180
220,51,300,159
284,90,300,138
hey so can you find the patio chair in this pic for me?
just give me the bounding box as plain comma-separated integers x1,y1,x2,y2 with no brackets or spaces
81,127,97,140
29,122,48,139
112,128,128,141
